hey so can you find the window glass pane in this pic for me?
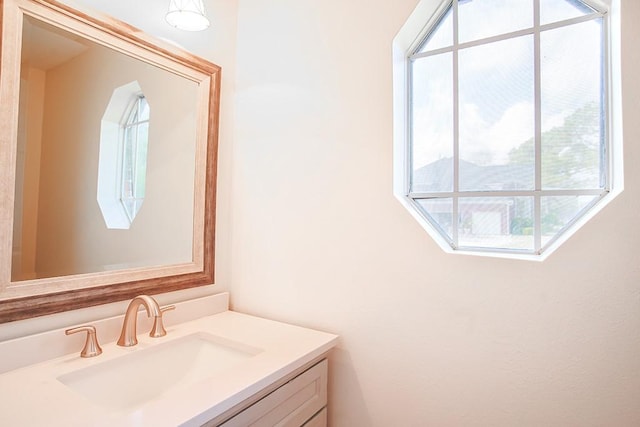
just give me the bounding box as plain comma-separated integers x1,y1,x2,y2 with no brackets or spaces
417,6,453,53
122,126,136,200
458,197,534,250
541,195,598,246
135,123,149,198
122,199,136,222
126,104,138,125
139,97,150,121
458,0,532,44
540,0,595,25
411,53,453,193
417,198,453,241
458,35,534,191
541,19,603,190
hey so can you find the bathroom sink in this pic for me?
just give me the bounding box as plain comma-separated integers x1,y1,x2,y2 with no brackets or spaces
0,305,339,426
57,332,262,413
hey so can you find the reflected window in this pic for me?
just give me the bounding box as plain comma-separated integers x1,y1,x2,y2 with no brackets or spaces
97,81,150,229
401,0,618,257
121,95,149,223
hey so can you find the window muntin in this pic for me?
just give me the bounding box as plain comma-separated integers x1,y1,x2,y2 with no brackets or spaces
408,0,607,255
418,7,453,53
458,0,533,44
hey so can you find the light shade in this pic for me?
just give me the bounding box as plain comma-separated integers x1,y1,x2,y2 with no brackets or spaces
166,0,210,31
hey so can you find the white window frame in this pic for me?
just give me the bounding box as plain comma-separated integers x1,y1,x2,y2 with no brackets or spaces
392,0,624,261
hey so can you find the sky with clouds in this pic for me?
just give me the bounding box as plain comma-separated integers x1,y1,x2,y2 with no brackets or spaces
411,0,602,171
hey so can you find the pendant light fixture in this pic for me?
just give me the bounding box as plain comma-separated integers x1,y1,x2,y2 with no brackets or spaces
165,0,210,31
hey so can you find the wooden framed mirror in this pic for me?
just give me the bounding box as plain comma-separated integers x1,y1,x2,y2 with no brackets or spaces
0,0,220,322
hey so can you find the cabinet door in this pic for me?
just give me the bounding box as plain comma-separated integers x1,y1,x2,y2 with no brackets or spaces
302,408,327,427
221,359,327,427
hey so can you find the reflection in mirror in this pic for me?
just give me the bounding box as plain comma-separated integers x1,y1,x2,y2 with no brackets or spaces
99,81,150,229
0,0,219,323
12,16,198,281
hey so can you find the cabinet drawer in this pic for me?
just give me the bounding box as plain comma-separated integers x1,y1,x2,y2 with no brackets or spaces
220,359,327,427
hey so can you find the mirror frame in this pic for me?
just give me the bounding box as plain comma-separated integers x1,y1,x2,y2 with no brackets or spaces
0,0,220,323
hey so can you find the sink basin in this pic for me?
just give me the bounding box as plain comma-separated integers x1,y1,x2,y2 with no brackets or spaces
57,332,262,412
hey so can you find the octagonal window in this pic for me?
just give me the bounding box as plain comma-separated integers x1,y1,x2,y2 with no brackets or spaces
394,0,622,259
97,81,150,229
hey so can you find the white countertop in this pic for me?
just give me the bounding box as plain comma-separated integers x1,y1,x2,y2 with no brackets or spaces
0,308,338,426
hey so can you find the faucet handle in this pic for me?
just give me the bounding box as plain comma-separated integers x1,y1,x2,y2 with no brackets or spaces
150,305,175,338
65,325,102,358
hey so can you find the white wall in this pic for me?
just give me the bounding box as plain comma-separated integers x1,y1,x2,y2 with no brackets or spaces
230,0,640,425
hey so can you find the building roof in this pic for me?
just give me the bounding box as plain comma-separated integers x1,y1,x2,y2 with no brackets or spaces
412,158,534,193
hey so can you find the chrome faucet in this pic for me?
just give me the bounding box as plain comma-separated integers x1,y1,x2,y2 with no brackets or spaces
117,295,173,347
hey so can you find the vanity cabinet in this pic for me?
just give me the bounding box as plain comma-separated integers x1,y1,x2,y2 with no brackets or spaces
303,408,327,427
206,359,329,427
0,301,338,426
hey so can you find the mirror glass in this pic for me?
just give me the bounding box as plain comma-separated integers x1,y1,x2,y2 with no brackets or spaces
0,0,219,323
12,16,197,281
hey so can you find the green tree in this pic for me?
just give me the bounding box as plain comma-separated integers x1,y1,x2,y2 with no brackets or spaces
508,102,602,189
508,102,602,235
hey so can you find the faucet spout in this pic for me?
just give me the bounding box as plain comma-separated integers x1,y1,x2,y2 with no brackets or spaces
117,295,162,347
